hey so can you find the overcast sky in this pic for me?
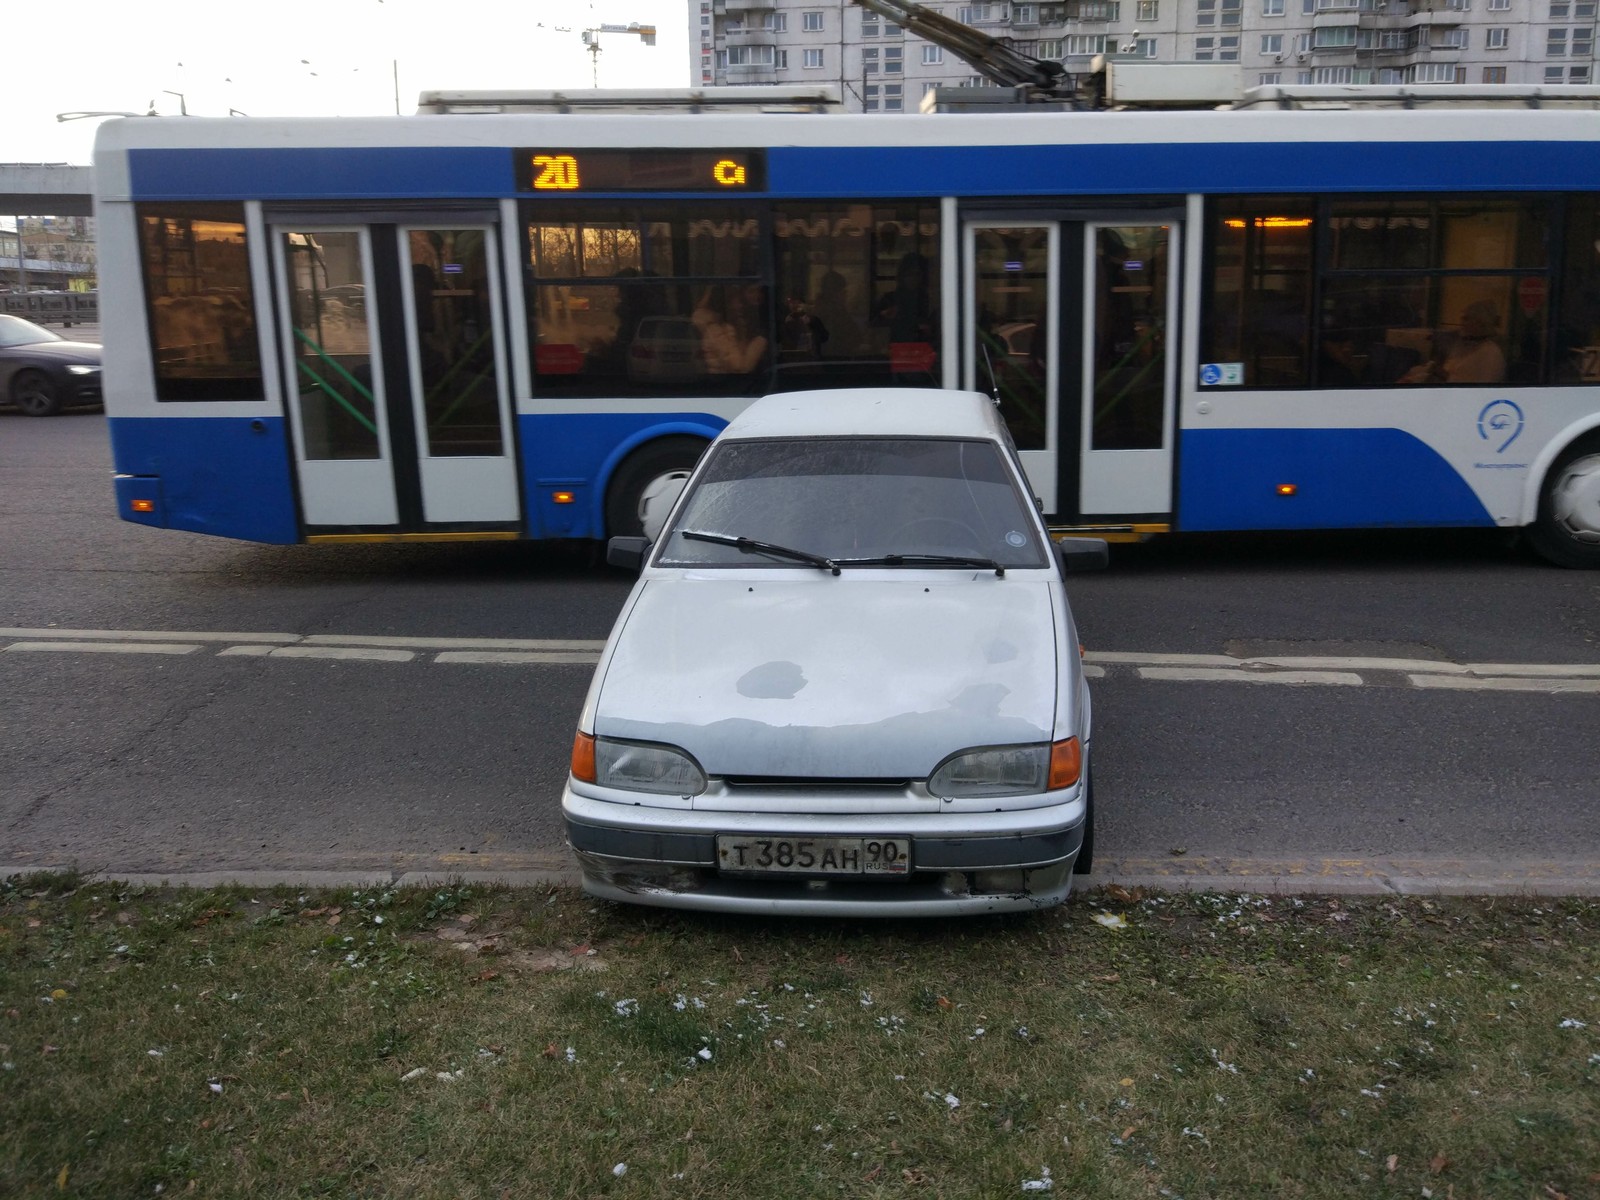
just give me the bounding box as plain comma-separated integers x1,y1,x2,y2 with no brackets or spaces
10,0,691,165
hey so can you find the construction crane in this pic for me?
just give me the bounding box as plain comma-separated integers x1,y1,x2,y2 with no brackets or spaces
849,0,1077,103
581,22,657,87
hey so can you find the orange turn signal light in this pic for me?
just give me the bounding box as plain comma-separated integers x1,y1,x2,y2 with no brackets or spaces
552,491,576,505
570,731,596,782
1048,737,1082,790
1276,483,1298,497
131,499,156,513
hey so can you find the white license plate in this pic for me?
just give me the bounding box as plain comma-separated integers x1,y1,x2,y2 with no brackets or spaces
716,835,911,876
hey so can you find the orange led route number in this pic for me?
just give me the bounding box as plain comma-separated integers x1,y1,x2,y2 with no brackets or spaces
524,150,759,192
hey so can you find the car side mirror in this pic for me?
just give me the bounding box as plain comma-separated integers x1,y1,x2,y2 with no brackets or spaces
606,536,651,572
1055,537,1109,573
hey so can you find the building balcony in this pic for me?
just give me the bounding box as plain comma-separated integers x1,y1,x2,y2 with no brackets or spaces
713,0,775,14
722,62,778,83
723,26,777,44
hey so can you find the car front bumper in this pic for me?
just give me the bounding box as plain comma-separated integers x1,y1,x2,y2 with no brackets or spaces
561,784,1086,917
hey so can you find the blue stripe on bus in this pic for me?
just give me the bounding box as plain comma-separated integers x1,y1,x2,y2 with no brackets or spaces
109,416,301,544
126,140,1600,202
519,411,728,538
1177,427,1495,532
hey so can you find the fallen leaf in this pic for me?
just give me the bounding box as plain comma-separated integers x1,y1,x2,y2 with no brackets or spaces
1431,1153,1451,1175
731,947,743,963
1091,912,1129,930
1121,1125,1137,1139
835,953,851,965
902,1167,930,1184
936,996,953,1010
50,989,67,1001
56,1164,69,1192
273,1092,292,1101
1543,1186,1569,1200
200,1118,214,1130
571,943,591,957
1119,1078,1134,1088
475,970,500,983
863,1166,883,1182
1387,1155,1399,1175
1105,884,1145,903
1097,974,1121,983
542,1043,560,1058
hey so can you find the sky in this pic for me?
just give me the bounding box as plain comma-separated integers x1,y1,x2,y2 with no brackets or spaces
8,0,691,166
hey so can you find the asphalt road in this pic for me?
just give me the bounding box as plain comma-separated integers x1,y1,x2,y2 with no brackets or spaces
4,410,1600,892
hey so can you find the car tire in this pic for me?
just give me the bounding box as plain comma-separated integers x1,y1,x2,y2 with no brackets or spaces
12,370,64,417
1073,763,1095,875
604,436,707,540
1525,435,1600,569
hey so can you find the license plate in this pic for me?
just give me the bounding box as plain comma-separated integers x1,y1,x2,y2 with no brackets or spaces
716,835,911,876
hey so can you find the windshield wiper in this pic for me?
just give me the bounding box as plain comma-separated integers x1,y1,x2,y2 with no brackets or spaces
833,553,1006,578
680,530,840,575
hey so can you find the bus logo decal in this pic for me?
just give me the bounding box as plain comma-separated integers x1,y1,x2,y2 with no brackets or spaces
1477,399,1524,454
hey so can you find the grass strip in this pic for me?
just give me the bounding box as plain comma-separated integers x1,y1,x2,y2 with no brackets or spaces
1,872,1597,1199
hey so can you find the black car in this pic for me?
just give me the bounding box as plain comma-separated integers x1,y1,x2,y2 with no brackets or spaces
0,314,102,416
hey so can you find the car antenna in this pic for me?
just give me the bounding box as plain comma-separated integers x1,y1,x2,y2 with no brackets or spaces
979,339,1001,406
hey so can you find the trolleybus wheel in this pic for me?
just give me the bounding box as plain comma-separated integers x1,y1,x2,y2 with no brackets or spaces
1527,437,1600,569
12,371,63,417
604,436,707,541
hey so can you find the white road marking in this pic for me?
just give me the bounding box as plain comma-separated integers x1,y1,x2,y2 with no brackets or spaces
3,627,1599,691
1409,674,1600,694
3,640,201,656
1138,666,1365,686
435,650,606,665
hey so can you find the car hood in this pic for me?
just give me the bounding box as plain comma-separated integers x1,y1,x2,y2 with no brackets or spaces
6,340,100,364
594,574,1059,780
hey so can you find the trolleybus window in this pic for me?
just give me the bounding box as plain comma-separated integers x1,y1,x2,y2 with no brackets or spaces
136,203,263,402
1559,195,1600,384
1204,194,1563,388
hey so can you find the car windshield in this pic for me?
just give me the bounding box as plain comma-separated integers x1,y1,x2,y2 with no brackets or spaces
657,436,1049,569
0,315,62,348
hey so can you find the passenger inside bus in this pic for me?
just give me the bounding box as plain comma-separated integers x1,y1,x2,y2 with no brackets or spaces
693,284,769,375
1401,301,1507,385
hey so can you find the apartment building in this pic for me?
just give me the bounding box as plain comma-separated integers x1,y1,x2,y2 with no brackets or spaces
687,0,1597,110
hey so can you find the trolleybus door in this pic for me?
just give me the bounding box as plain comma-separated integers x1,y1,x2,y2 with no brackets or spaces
1076,223,1178,519
962,223,1061,512
271,221,519,532
273,227,400,527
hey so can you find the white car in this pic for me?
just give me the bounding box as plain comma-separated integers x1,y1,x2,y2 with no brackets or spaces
563,388,1106,916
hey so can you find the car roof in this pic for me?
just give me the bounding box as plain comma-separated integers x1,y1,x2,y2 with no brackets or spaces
718,389,1008,443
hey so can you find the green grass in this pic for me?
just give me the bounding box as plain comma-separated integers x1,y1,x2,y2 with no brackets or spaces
2,876,1597,1199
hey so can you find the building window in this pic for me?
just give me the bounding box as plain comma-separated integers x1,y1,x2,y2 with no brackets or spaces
1411,62,1456,81
1196,35,1215,57
1222,0,1244,23
1571,64,1593,81
1313,24,1357,46
721,45,776,66
1137,0,1160,17
862,13,880,35
1263,0,1284,11
924,44,945,63
1487,0,1510,7
863,47,880,72
1134,36,1158,54
1065,34,1108,53
776,49,789,68
1575,27,1596,55
1550,0,1569,12
1259,70,1282,83
1483,64,1508,81
803,10,825,31
1547,27,1568,53
1314,65,1355,81
723,16,743,32
1036,38,1063,56
1444,0,1470,9
1486,26,1509,46
1197,0,1216,25
1218,34,1241,56
1437,27,1468,47
959,4,994,20
1262,32,1284,52
1014,3,1039,21
886,46,904,71
767,12,787,31
804,48,825,68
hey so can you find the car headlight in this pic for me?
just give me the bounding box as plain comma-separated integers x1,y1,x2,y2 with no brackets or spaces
571,732,706,796
928,738,1081,798
68,365,99,375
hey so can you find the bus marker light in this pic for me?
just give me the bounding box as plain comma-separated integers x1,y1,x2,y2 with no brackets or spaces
552,491,575,504
1277,484,1298,497
131,499,156,513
